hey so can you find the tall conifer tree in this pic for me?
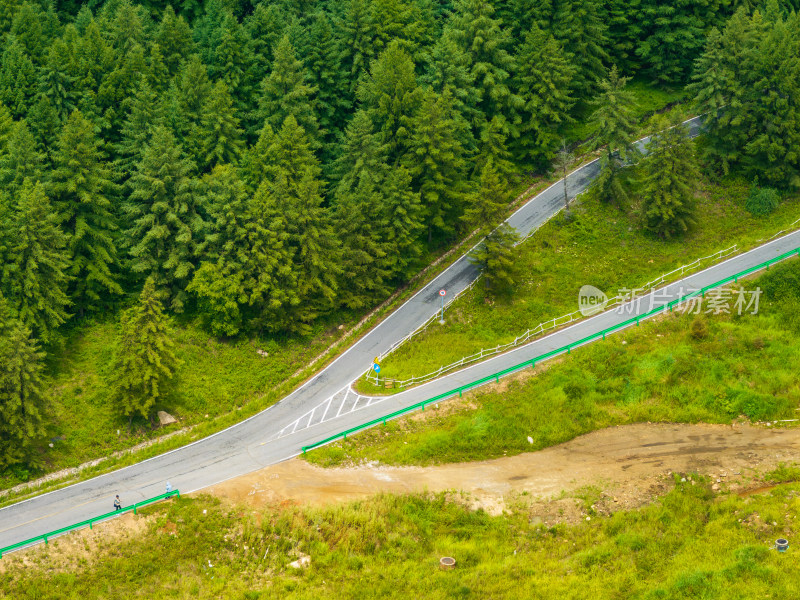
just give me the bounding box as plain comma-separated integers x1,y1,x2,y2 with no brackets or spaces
110,279,178,427
641,116,698,237
1,181,70,343
0,299,48,469
50,110,121,312
124,126,204,312
588,66,639,205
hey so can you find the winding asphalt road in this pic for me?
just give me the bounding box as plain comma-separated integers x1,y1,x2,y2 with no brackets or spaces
3,115,796,553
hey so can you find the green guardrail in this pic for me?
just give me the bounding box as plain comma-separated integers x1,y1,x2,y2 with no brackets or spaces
302,246,800,454
0,489,180,558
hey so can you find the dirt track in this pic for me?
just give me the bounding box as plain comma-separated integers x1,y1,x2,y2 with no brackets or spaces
208,422,800,516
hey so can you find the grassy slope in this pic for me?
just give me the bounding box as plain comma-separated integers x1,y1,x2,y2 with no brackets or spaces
4,474,800,599
33,317,346,477
361,173,800,389
310,261,800,468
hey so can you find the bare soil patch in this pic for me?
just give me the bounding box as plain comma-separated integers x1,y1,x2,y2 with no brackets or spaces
0,511,154,575
209,422,800,521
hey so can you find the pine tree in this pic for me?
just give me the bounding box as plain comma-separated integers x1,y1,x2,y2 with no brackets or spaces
333,176,391,309
0,301,48,469
10,2,46,64
475,115,515,180
461,163,508,232
604,0,643,75
514,24,577,168
641,116,698,237
74,4,93,34
357,40,422,162
96,44,148,137
239,123,275,191
263,168,341,333
176,54,212,114
448,0,523,139
256,35,320,144
331,109,386,195
195,80,244,171
192,0,228,65
106,0,147,55
115,79,161,178
0,98,13,148
689,8,800,188
421,32,481,152
241,181,299,335
76,20,115,98
306,11,352,153
0,0,23,38
338,0,377,93
687,19,746,175
146,42,169,92
49,110,121,312
371,0,433,61
197,164,248,262
403,88,470,243
154,5,194,77
25,93,60,149
190,169,297,337
209,11,254,109
109,279,178,427
468,223,519,297
243,3,283,84
742,14,800,188
189,165,256,336
687,27,730,129
263,115,322,191
0,119,43,192
1,181,70,344
37,39,76,124
380,164,423,278
636,0,710,84
124,126,204,312
0,36,37,117
589,66,639,205
331,111,394,307
552,0,608,94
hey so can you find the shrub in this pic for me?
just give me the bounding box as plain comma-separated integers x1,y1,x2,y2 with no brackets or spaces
758,259,800,301
689,316,709,340
745,184,780,216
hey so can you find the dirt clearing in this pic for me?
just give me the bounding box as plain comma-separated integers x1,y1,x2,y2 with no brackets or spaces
209,422,800,519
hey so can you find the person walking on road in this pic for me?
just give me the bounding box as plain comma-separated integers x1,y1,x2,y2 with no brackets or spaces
166,481,172,493
114,495,121,511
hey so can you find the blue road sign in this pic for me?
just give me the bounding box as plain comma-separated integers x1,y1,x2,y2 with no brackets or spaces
373,363,381,373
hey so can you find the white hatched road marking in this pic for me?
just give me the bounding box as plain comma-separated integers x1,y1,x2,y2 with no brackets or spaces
269,385,388,442
320,395,333,422
335,388,349,418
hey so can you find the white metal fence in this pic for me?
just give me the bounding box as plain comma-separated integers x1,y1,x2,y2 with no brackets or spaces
366,244,740,388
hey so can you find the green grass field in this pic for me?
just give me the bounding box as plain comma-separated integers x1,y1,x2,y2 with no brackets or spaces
312,260,800,468
358,173,799,393
4,471,800,599
27,317,345,478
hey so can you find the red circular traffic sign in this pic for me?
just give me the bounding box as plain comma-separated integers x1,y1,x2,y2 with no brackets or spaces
439,289,446,297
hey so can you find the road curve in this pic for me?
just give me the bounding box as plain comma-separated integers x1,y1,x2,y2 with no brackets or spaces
0,114,757,551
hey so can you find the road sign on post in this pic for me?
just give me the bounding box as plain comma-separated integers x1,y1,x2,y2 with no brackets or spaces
373,363,380,373
438,289,446,323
